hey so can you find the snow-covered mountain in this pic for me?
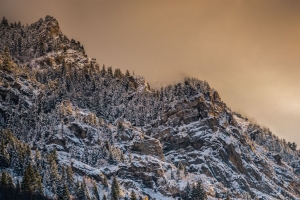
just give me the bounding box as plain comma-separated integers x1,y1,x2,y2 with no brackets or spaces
1,16,300,200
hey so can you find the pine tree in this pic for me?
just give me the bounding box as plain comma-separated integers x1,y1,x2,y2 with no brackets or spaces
14,149,25,176
83,179,91,200
6,172,14,189
184,181,191,200
34,171,44,196
76,181,90,200
47,151,59,194
107,67,113,77
176,169,180,179
130,190,137,200
178,162,184,170
191,183,198,200
62,184,71,200
128,152,132,163
112,175,120,196
21,164,33,193
92,181,100,200
76,181,83,199
184,166,188,177
51,148,59,163
0,171,9,189
103,194,107,200
24,145,33,167
103,175,108,187
171,171,174,179
111,184,119,200
191,180,207,200
225,193,230,200
198,180,207,200
58,166,67,197
35,149,43,171
114,68,123,79
108,150,118,165
2,47,12,71
0,140,10,167
66,166,75,193
101,65,106,77
1,17,8,26
125,70,130,77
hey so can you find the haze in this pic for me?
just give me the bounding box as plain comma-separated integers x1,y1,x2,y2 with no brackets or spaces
1,0,300,145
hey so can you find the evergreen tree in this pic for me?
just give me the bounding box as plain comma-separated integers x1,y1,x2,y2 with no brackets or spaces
184,181,191,200
112,175,120,196
0,171,9,189
225,192,230,200
1,17,8,26
35,149,43,172
107,67,113,77
0,140,10,167
92,181,100,200
103,175,108,187
125,70,130,77
111,184,119,200
57,166,67,197
171,171,174,179
6,172,14,189
191,183,198,200
21,163,43,195
21,164,33,193
103,194,107,200
34,172,44,196
62,184,71,200
114,68,123,79
66,165,75,193
176,169,180,179
76,181,84,199
108,150,118,165
198,180,207,200
191,180,207,200
128,152,132,163
101,64,106,77
0,171,14,199
48,153,59,194
130,190,137,200
51,148,59,163
76,181,90,200
184,166,188,177
178,161,184,170
14,149,25,176
83,179,91,200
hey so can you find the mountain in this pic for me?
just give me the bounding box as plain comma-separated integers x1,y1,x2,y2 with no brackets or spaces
0,15,300,200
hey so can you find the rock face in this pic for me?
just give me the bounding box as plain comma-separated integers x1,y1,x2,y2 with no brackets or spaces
1,16,300,200
131,136,165,161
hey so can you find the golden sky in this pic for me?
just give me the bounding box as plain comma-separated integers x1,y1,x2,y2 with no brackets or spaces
1,0,300,145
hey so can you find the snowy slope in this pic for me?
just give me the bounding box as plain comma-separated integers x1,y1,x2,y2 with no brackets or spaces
1,16,300,200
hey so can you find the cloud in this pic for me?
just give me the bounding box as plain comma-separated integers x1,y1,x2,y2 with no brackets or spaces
1,0,300,144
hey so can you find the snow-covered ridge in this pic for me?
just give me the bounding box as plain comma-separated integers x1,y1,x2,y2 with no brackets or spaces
1,16,300,200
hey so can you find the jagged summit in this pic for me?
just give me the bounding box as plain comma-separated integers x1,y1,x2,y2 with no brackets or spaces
0,16,300,200
0,15,85,63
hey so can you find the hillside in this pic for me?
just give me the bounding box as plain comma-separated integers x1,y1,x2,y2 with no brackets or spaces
0,16,300,200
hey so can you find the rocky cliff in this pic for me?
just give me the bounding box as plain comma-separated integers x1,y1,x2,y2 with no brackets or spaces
0,16,300,200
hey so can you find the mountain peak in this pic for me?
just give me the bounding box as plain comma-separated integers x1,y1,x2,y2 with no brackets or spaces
39,15,62,38
1,16,300,200
0,16,85,63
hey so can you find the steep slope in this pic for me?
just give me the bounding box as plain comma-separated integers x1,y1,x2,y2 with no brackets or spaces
1,16,300,200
